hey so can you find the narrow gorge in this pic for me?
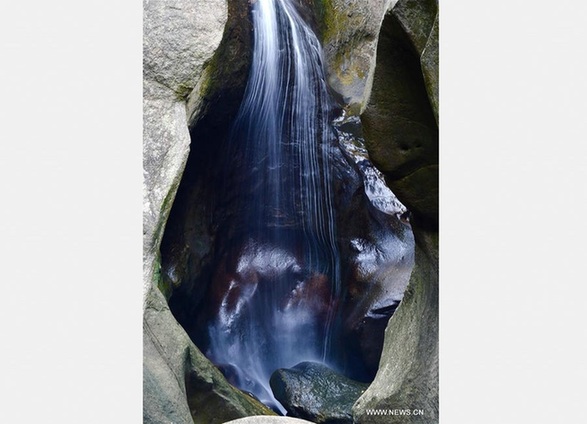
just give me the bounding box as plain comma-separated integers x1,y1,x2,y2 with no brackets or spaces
143,0,438,423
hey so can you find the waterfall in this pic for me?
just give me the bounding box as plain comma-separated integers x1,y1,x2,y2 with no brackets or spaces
206,0,341,413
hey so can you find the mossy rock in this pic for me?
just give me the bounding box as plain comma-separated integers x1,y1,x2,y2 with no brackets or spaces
317,0,390,111
270,362,369,423
361,8,438,228
392,0,438,55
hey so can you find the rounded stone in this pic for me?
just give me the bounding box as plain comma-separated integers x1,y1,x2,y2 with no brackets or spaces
225,417,315,424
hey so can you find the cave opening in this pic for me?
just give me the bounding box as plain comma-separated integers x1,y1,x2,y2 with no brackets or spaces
159,0,416,414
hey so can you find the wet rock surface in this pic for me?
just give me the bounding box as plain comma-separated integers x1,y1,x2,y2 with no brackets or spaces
331,114,414,379
164,71,415,389
270,362,369,423
167,118,415,385
226,417,315,424
159,0,254,304
352,1,439,422
144,285,275,424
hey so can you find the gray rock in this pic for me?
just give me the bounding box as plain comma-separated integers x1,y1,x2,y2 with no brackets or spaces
143,0,227,300
359,1,438,227
225,417,315,424
143,95,191,300
319,0,439,223
143,0,228,101
391,0,439,124
319,0,397,113
392,0,438,55
270,362,369,423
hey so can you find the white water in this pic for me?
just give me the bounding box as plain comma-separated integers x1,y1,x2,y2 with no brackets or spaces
206,0,341,413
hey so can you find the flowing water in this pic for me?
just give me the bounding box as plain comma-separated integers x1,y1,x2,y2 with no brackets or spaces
206,0,341,412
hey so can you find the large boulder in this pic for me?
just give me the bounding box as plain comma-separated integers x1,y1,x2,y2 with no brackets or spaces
319,0,438,227
143,0,274,422
143,0,228,300
317,0,399,113
270,362,369,423
359,0,438,229
225,417,314,424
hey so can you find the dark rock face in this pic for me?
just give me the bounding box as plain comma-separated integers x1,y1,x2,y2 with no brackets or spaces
270,362,369,423
160,0,255,337
360,2,438,229
331,116,414,379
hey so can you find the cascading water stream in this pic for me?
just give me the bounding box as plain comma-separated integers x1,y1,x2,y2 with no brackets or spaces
205,0,341,413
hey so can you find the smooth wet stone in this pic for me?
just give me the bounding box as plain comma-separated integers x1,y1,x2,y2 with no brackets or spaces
270,362,369,423
225,417,314,424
